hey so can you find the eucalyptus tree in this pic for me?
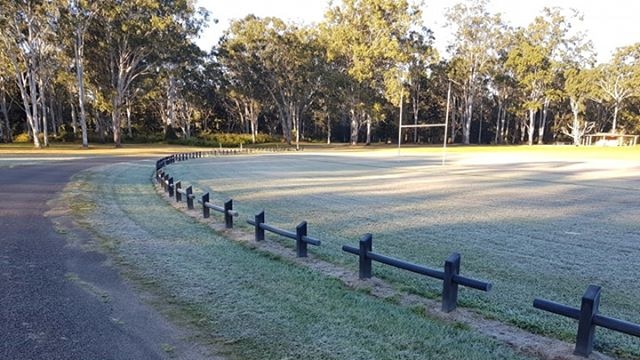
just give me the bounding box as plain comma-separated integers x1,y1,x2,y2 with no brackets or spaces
322,0,422,145
401,29,438,143
220,16,325,146
446,0,502,144
0,0,61,147
563,68,596,144
596,43,640,133
60,0,100,147
506,7,588,145
217,22,268,142
84,0,205,146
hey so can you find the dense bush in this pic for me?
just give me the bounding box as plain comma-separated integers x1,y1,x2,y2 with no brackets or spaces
13,132,31,143
169,132,278,147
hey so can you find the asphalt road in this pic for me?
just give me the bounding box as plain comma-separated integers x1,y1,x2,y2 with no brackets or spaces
0,158,210,360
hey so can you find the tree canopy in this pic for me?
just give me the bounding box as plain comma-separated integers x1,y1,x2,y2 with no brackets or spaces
1,0,639,148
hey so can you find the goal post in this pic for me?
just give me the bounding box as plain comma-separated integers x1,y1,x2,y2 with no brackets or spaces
397,80,452,166
397,122,449,165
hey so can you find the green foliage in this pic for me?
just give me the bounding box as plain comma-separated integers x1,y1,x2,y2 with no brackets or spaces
13,132,31,143
169,132,277,147
58,124,77,143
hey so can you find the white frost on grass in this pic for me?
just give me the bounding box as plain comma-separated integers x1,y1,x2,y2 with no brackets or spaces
71,160,536,360
167,151,640,357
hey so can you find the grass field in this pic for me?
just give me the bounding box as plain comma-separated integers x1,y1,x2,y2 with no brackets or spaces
62,159,534,360
163,147,640,358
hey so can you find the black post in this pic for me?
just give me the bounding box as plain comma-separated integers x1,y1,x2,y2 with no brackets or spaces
224,199,233,229
186,186,194,209
296,221,308,257
359,234,373,279
575,285,601,356
442,253,461,313
175,181,182,202
168,177,174,197
202,193,210,218
254,211,265,241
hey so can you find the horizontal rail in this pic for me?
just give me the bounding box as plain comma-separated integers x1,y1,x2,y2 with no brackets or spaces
593,314,640,337
247,213,320,257
302,235,321,246
535,297,640,336
197,200,238,215
344,245,490,292
263,222,296,239
247,219,319,244
343,235,491,312
368,251,444,279
534,285,640,356
533,299,581,320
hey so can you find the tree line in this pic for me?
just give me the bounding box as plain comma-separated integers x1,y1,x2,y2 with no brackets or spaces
1,0,639,149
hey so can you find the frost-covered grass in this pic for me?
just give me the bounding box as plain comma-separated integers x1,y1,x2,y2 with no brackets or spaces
67,159,532,360
166,150,640,358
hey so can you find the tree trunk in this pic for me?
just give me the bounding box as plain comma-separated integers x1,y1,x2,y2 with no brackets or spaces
112,96,122,147
527,109,535,146
75,28,89,148
462,96,473,145
611,104,619,133
477,102,483,144
27,64,41,148
538,98,549,145
572,108,580,145
0,92,11,142
326,114,331,144
50,97,57,137
126,100,132,138
365,114,371,145
349,108,358,145
39,78,49,147
71,102,77,134
449,98,457,144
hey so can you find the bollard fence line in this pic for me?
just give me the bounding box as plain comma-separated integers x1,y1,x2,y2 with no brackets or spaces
342,234,491,313
247,210,321,257
534,285,640,357
197,192,238,229
152,149,640,358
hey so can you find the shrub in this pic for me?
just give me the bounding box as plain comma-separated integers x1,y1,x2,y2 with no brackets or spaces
168,132,278,147
13,132,31,143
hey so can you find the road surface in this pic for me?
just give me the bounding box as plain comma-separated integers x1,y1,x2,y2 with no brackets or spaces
0,157,212,360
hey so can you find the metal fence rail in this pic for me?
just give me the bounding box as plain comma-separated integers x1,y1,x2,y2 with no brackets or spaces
342,234,491,312
534,285,640,357
247,211,321,257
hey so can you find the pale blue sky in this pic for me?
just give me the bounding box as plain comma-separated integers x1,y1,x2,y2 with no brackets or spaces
196,0,639,63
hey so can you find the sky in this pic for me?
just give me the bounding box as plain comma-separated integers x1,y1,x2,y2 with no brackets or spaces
195,0,640,64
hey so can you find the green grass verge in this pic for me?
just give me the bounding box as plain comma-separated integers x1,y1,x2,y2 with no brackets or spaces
65,159,532,360
164,150,640,358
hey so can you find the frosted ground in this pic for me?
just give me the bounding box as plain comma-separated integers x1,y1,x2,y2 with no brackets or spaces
166,149,640,356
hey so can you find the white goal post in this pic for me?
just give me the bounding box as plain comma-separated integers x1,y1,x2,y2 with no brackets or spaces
396,80,452,166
